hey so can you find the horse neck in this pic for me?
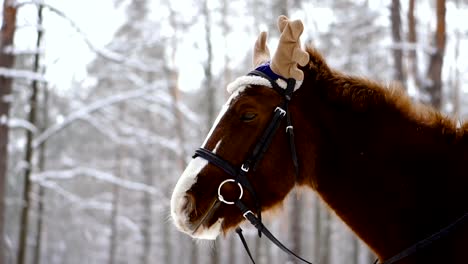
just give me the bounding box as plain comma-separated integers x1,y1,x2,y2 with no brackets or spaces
290,69,468,260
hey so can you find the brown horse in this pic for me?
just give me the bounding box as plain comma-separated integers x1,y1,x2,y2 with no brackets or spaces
171,16,468,263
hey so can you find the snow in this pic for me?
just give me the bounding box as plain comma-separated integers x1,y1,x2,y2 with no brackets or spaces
32,166,168,201
8,117,37,133
32,86,162,149
0,67,47,82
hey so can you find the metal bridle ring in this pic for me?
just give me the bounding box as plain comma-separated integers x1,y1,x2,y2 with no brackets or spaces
217,179,243,205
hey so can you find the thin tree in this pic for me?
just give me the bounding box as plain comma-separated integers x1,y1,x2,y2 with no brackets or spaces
33,82,47,264
407,0,421,89
0,2,18,262
424,0,446,109
140,153,153,264
289,192,302,263
221,0,232,97
351,235,359,264
390,0,406,86
452,30,461,117
203,0,215,127
17,4,45,264
108,145,123,264
33,7,47,264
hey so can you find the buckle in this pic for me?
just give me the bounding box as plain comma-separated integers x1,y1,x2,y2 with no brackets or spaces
242,210,254,219
218,179,244,205
274,107,286,117
286,125,293,132
241,164,249,172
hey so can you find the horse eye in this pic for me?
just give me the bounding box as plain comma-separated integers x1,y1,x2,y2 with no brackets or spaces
240,112,257,122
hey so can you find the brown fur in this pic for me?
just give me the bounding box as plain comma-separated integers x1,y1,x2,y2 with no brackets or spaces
183,45,468,264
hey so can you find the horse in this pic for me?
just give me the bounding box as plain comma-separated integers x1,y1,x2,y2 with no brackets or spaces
170,16,468,264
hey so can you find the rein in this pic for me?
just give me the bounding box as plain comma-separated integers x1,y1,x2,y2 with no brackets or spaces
376,211,468,264
192,71,468,264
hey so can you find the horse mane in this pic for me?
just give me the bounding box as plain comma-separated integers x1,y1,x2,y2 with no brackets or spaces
303,45,461,133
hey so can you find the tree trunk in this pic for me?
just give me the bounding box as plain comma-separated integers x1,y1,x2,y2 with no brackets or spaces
390,0,406,86
17,5,44,264
424,0,446,110
227,235,235,264
0,2,18,262
32,6,46,264
32,186,44,264
319,204,331,264
108,145,123,264
221,0,232,99
407,0,421,89
33,76,48,264
108,181,120,264
313,196,321,260
452,21,460,117
289,194,302,263
162,210,172,264
140,154,153,264
351,236,359,264
203,0,216,128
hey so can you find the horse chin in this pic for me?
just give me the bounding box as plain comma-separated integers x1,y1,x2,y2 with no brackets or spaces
190,218,224,240
171,208,223,240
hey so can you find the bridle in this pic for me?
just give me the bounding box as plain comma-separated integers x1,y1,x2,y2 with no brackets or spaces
191,69,468,264
193,69,309,264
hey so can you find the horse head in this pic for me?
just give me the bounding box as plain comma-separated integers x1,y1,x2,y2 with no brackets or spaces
170,15,309,239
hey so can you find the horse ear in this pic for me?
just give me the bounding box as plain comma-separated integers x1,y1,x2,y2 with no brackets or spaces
253,31,271,68
270,16,309,81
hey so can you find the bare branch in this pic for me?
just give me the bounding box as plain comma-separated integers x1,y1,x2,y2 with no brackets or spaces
15,0,160,73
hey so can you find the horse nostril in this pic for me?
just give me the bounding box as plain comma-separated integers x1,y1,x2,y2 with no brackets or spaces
182,193,196,217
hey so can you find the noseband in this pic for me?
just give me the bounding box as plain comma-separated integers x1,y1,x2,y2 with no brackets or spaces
193,70,311,264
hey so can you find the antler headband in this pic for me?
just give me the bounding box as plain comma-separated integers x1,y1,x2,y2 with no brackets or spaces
227,15,309,93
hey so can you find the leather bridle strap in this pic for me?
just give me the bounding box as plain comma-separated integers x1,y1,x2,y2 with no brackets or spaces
193,148,237,177
192,75,312,264
378,211,468,264
235,199,313,264
193,104,288,236
235,227,256,264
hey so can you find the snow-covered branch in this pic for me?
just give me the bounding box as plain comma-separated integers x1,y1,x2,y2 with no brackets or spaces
15,0,159,73
0,67,46,82
2,45,44,56
38,180,113,211
8,117,38,133
32,166,168,202
32,87,156,149
387,41,437,54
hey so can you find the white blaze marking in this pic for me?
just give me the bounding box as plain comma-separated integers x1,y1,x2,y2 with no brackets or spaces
170,90,243,239
170,157,207,232
202,88,243,147
201,104,228,147
212,140,222,153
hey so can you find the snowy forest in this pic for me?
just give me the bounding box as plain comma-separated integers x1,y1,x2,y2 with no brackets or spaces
1,0,467,263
